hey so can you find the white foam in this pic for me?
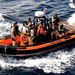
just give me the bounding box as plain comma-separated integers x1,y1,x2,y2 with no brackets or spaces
69,0,75,8
0,13,5,21
70,0,73,3
0,13,23,38
69,3,75,8
67,13,75,27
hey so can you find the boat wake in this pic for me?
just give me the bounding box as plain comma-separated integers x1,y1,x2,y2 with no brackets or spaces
0,47,75,74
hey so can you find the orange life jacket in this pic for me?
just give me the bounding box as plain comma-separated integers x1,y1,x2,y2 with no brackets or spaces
20,34,29,46
37,27,46,35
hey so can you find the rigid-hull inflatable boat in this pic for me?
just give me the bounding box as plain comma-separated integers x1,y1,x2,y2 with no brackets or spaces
0,24,75,57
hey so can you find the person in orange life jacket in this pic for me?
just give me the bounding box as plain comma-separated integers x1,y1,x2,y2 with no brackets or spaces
37,23,47,35
37,23,47,43
20,32,29,46
11,22,20,46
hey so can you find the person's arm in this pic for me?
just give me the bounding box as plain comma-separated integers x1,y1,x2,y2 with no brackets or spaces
52,17,56,23
11,27,15,39
24,22,31,28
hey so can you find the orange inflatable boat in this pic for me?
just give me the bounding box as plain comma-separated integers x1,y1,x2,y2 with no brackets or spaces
0,24,75,57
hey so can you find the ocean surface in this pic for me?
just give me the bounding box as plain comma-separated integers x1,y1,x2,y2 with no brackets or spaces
0,0,75,75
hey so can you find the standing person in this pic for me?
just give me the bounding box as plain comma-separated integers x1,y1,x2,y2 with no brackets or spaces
27,24,35,46
11,22,20,46
52,13,60,30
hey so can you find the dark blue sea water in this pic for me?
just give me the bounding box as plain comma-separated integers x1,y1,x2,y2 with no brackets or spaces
0,0,75,75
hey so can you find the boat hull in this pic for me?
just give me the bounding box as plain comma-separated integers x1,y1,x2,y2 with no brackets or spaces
0,34,75,57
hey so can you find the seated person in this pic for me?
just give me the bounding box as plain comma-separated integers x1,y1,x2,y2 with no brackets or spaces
48,22,59,40
36,23,47,43
20,32,29,46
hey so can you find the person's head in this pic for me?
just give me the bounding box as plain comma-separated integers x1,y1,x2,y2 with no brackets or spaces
39,23,43,28
28,18,31,22
14,22,18,31
41,7,47,14
53,13,58,18
14,22,18,27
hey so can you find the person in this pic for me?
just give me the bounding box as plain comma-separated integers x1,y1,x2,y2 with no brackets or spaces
52,13,60,30
25,18,32,28
41,7,47,14
21,22,28,34
20,32,29,46
11,22,20,46
48,22,59,40
27,24,36,46
36,23,47,43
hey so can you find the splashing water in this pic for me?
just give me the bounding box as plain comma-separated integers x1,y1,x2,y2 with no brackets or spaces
0,13,23,39
0,13,5,21
67,1,75,27
0,13,11,38
69,0,75,8
67,13,75,27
